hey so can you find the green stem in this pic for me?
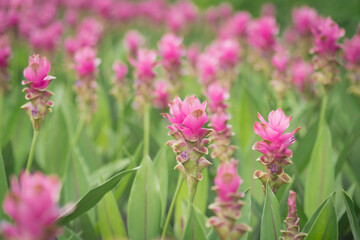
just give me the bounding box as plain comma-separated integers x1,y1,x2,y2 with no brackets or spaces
143,103,150,157
318,92,328,135
0,93,3,147
181,178,197,240
117,101,125,159
161,174,184,240
25,130,40,172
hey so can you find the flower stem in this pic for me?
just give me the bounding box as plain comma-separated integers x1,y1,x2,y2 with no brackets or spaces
161,174,184,240
181,178,197,240
0,93,3,147
318,92,328,135
143,103,150,157
25,130,40,172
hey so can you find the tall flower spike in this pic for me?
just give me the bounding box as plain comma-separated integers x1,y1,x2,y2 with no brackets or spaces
0,35,11,93
253,108,300,193
343,34,360,95
207,160,251,240
162,96,212,196
21,54,55,131
1,172,65,240
280,191,307,240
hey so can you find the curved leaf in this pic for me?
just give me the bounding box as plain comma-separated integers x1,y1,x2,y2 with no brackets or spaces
343,190,360,240
57,167,138,225
0,149,8,219
127,156,161,240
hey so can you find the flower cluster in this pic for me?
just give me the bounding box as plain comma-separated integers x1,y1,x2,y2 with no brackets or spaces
207,160,251,240
21,54,55,131
124,30,145,58
271,46,291,100
0,36,11,93
162,96,212,193
1,172,64,240
253,108,300,193
291,59,314,95
280,191,307,240
111,60,129,102
343,34,360,95
73,47,101,119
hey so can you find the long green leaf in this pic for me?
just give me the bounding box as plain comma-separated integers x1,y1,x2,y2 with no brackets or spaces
304,125,334,217
0,148,8,219
182,202,209,240
342,190,360,240
260,182,281,240
57,167,138,225
127,156,161,240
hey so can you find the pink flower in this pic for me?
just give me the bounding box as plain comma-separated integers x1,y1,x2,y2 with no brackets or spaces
343,35,360,67
112,61,128,80
207,83,229,112
219,12,251,39
248,16,279,52
1,172,63,240
163,95,209,141
23,54,55,90
130,49,157,83
29,21,63,52
65,37,79,56
287,190,297,215
153,80,170,109
311,17,345,56
73,47,101,77
197,53,218,85
272,46,289,72
217,39,241,69
124,30,145,57
291,59,314,91
0,36,11,68
187,43,200,68
211,113,229,132
166,8,186,33
218,3,233,19
292,6,318,35
64,8,78,26
214,160,242,202
158,33,184,71
261,3,276,17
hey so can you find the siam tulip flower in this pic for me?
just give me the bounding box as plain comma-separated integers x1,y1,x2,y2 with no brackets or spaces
292,6,318,36
113,61,128,80
280,191,307,240
219,12,251,40
64,8,78,26
29,21,63,52
111,61,129,101
65,37,79,57
186,43,200,71
206,83,229,113
217,39,241,70
207,160,251,240
218,2,233,19
0,35,11,93
166,8,186,34
248,16,279,53
175,0,198,22
311,17,345,87
1,172,64,240
343,34,360,95
158,33,184,81
124,30,145,58
21,54,55,131
162,96,212,196
272,46,289,72
253,108,300,193
197,52,219,87
153,80,170,109
291,59,314,93
77,17,103,44
271,45,291,100
73,47,100,118
261,3,276,17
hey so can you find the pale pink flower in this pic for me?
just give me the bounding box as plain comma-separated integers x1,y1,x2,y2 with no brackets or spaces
272,46,289,72
23,54,55,90
29,21,63,52
175,0,198,22
187,43,200,68
73,47,101,77
343,35,360,67
65,37,79,56
0,36,11,68
248,16,279,52
214,160,242,202
211,113,229,133
219,12,251,39
311,17,345,56
207,83,229,113
153,80,170,109
217,39,241,69
64,8,78,26
218,3,232,19
292,6,318,35
124,30,145,57
197,53,218,85
166,8,186,33
130,49,157,83
112,61,128,80
261,3,276,17
158,33,183,71
291,59,314,91
1,172,63,240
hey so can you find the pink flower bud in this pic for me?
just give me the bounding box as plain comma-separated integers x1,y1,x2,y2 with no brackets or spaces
219,12,251,39
124,30,145,57
130,49,157,83
1,172,63,240
158,33,184,72
261,3,276,17
211,113,229,132
23,54,54,90
214,160,242,202
248,16,279,52
291,59,314,91
73,47,101,77
207,83,229,113
292,6,318,35
153,80,170,109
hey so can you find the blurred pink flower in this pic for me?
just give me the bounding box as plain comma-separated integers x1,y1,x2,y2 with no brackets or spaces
217,39,241,69
112,61,128,80
187,43,200,68
211,112,229,132
311,17,345,56
64,8,78,26
292,6,318,35
272,46,289,72
124,30,145,57
158,33,183,72
214,160,242,202
261,3,276,17
291,59,314,91
0,36,11,68
219,12,251,39
1,172,63,240
73,47,101,77
130,49,157,83
248,16,279,52
153,80,170,109
197,53,218,85
163,95,209,141
65,37,79,56
207,83,229,113
343,35,360,67
29,21,63,52
23,54,55,90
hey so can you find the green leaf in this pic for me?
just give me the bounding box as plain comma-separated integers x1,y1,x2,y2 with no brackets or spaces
0,148,8,219
89,159,130,187
239,189,252,240
342,190,360,240
304,193,338,240
57,167,138,225
207,229,220,240
304,125,334,217
127,156,161,240
57,227,84,240
182,203,209,240
97,190,127,239
260,182,281,240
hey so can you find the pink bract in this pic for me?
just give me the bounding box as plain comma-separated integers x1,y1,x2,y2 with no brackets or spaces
23,54,55,90
130,49,157,82
214,160,242,202
292,6,318,35
248,16,279,52
73,47,100,77
207,83,229,112
158,33,183,71
113,61,128,80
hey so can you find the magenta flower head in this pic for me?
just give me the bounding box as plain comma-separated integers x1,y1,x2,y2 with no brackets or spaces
207,83,229,113
162,96,212,193
311,17,344,57
0,35,11,93
272,46,289,72
291,59,314,93
343,35,360,94
130,49,157,83
207,160,251,239
197,52,219,86
292,6,318,36
21,54,55,130
124,30,145,58
153,80,170,109
73,47,101,78
111,60,129,101
113,61,128,80
219,12,251,40
248,16,279,52
280,191,307,240
218,39,241,69
1,172,64,240
253,108,300,193
158,33,184,73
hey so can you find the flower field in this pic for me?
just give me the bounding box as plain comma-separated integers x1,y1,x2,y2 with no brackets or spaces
0,0,360,239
